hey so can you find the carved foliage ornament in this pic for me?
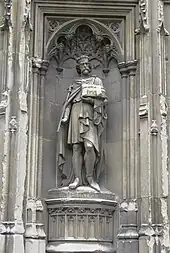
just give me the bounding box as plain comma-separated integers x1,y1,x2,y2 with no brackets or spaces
157,0,169,35
101,20,122,44
48,207,114,216
109,22,121,40
23,0,32,30
9,116,17,133
47,19,65,40
48,24,119,70
0,91,9,116
150,120,159,136
0,0,12,30
137,0,150,33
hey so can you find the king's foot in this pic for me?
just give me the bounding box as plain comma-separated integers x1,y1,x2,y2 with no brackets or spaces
69,177,80,190
87,177,100,192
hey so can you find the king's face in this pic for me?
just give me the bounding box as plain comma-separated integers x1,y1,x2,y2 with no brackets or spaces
79,60,90,76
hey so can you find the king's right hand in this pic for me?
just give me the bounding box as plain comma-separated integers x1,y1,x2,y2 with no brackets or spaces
61,117,68,124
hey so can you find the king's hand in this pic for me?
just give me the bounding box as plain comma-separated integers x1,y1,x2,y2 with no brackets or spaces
61,117,68,124
61,107,70,125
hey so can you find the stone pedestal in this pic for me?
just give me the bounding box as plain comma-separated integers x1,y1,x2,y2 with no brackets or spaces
46,187,117,253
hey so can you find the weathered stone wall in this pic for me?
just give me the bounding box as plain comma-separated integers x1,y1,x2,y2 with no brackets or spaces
0,0,31,252
0,0,170,253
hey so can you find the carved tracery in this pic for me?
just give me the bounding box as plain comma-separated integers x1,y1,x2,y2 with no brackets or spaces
47,22,122,71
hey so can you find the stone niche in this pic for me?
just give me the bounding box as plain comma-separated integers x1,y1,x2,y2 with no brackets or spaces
42,19,123,196
42,17,123,253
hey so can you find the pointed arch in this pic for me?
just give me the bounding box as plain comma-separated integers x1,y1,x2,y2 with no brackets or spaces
44,18,124,63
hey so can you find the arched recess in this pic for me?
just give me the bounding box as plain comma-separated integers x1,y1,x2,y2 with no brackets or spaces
45,18,124,65
41,18,123,196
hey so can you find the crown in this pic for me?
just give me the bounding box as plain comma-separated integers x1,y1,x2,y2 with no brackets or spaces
76,55,89,64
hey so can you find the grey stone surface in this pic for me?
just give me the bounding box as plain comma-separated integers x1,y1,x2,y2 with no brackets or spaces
0,0,170,253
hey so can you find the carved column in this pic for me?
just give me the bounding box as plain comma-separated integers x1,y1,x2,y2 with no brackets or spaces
0,0,32,252
152,1,169,251
118,62,129,199
117,201,139,253
118,61,139,253
137,0,154,251
0,91,10,253
25,57,46,253
37,60,49,198
25,199,46,253
27,57,41,198
0,2,13,249
127,60,138,199
25,60,48,253
137,0,170,252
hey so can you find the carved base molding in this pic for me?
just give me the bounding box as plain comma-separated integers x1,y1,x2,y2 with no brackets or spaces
46,186,117,253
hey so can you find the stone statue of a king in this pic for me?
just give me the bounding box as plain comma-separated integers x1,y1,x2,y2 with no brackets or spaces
57,55,108,192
